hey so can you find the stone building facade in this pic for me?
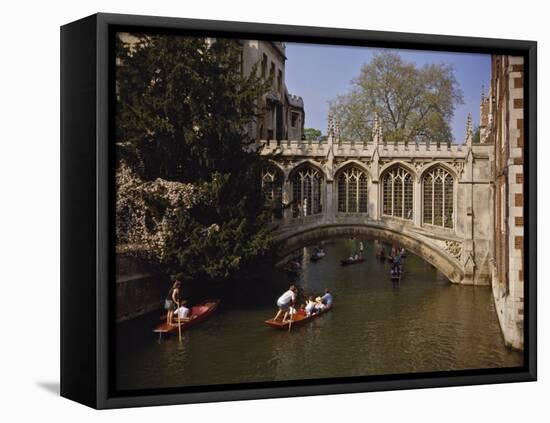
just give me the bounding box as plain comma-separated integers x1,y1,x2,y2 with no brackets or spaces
239,40,305,142
485,55,525,350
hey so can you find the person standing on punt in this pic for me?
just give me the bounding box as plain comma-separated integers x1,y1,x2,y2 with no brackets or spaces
165,279,181,326
273,285,297,321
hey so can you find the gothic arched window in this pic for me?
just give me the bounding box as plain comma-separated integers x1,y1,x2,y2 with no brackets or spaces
423,167,454,229
262,166,284,219
291,165,323,217
337,166,368,213
382,166,413,220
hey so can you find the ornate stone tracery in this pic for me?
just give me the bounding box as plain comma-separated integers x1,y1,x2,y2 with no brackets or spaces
444,240,462,260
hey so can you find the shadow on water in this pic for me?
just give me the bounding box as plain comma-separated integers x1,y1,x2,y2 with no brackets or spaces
116,238,523,391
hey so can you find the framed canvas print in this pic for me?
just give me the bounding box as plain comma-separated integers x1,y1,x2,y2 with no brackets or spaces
60,13,537,409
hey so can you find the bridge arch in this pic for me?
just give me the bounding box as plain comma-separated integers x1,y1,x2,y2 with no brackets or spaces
276,222,464,284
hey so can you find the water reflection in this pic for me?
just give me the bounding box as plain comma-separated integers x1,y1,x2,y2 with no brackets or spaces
116,239,523,391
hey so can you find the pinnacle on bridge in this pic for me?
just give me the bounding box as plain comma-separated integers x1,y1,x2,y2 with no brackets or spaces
372,112,383,145
327,113,335,139
372,113,379,143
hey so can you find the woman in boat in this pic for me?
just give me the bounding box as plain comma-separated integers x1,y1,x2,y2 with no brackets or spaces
304,296,317,317
273,285,297,321
165,279,181,326
314,296,326,313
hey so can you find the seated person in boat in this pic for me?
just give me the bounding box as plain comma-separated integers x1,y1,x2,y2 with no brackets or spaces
304,296,317,317
321,289,333,308
273,285,298,321
173,300,191,323
314,296,326,312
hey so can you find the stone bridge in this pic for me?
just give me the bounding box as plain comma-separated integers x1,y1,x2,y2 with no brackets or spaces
260,115,494,285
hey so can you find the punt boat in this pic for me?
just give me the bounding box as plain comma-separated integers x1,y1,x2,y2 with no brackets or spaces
153,300,220,336
264,306,332,330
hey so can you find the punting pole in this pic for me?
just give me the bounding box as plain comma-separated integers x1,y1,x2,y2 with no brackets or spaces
177,302,182,342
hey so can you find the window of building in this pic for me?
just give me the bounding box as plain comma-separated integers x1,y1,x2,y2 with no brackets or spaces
382,166,413,220
262,166,284,219
291,165,323,217
422,166,454,229
239,49,244,75
261,54,267,78
270,62,275,86
277,69,282,92
337,166,368,213
291,112,299,128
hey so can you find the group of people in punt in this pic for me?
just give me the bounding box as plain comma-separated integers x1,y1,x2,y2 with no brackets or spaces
164,279,192,326
273,285,333,323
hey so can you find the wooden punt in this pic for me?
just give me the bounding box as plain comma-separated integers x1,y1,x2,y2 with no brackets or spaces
310,251,326,262
340,257,365,266
153,300,220,335
264,306,332,330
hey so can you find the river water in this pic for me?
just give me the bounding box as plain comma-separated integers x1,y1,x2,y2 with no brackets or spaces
115,239,523,391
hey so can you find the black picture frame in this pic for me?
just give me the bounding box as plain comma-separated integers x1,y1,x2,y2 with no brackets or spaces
60,12,537,409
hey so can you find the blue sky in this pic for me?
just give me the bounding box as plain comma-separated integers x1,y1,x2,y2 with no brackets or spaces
284,43,491,142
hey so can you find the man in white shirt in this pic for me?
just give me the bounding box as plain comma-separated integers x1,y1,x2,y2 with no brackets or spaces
273,285,297,321
174,300,191,323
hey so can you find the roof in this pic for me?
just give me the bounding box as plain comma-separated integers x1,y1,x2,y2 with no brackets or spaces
285,89,304,109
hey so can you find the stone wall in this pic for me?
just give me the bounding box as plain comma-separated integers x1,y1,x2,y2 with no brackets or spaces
490,55,525,350
116,254,170,322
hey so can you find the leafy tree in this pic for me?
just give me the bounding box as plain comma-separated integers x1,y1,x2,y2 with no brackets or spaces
115,34,276,283
472,124,481,143
330,52,463,142
303,128,322,142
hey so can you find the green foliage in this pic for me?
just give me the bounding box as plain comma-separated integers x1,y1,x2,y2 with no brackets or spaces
303,128,322,141
115,34,275,283
472,125,481,143
330,52,464,142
